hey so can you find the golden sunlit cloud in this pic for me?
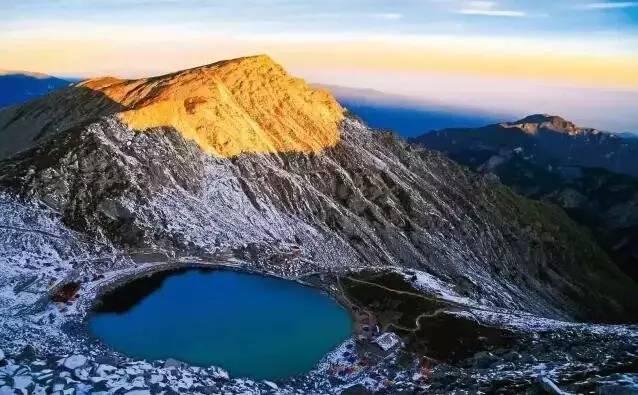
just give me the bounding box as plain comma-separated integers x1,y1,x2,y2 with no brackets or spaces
1,25,637,91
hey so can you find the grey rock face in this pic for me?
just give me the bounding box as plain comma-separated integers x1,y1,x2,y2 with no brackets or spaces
472,351,499,369
1,116,636,322
537,376,569,395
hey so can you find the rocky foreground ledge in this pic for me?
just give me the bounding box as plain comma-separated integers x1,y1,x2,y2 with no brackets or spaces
0,318,637,395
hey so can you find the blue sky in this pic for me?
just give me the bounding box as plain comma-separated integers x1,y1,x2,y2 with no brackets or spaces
3,0,638,41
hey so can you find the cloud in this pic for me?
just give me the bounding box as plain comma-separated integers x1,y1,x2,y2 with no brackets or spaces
458,1,527,17
371,13,403,20
577,2,638,9
287,11,403,22
459,9,527,16
466,1,497,8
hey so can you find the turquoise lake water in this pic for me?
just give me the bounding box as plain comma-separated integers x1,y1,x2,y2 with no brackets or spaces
89,269,353,380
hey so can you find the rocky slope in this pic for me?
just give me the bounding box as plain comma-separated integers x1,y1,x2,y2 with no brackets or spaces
0,56,637,393
414,116,638,281
1,58,636,322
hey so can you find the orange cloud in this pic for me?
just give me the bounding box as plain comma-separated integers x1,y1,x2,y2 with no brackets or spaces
1,35,637,90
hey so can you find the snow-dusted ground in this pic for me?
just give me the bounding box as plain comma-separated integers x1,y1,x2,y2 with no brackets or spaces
0,192,120,353
1,119,637,393
2,192,636,394
0,192,344,393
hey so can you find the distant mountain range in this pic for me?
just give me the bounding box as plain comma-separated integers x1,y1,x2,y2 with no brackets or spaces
415,114,638,178
617,132,638,140
0,70,71,108
414,114,638,281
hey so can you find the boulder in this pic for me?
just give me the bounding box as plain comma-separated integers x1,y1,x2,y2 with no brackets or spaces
213,368,229,380
263,380,278,390
51,282,81,303
124,390,151,395
62,355,87,370
73,367,90,381
163,358,186,369
148,374,164,384
95,364,117,377
12,375,34,391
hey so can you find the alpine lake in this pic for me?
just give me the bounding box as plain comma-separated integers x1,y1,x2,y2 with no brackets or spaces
89,269,353,380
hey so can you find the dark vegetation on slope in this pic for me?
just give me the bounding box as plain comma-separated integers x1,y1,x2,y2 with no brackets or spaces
341,270,515,361
414,115,638,283
339,269,638,394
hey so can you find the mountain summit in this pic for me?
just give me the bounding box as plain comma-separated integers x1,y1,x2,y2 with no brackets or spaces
502,114,582,135
0,55,343,159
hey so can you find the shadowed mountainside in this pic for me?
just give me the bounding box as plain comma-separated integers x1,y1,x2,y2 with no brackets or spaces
1,58,637,325
414,115,638,281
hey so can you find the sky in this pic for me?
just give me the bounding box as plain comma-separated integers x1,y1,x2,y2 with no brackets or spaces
1,0,638,131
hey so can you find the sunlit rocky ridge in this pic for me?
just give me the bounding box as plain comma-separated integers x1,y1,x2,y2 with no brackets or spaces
0,55,343,159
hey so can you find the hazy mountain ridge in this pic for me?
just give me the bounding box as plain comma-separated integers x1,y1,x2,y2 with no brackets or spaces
0,71,70,108
616,132,638,140
317,84,507,137
416,114,638,178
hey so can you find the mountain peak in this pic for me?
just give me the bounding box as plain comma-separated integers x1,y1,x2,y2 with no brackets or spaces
82,54,345,157
503,113,582,135
0,55,344,158
514,114,568,125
